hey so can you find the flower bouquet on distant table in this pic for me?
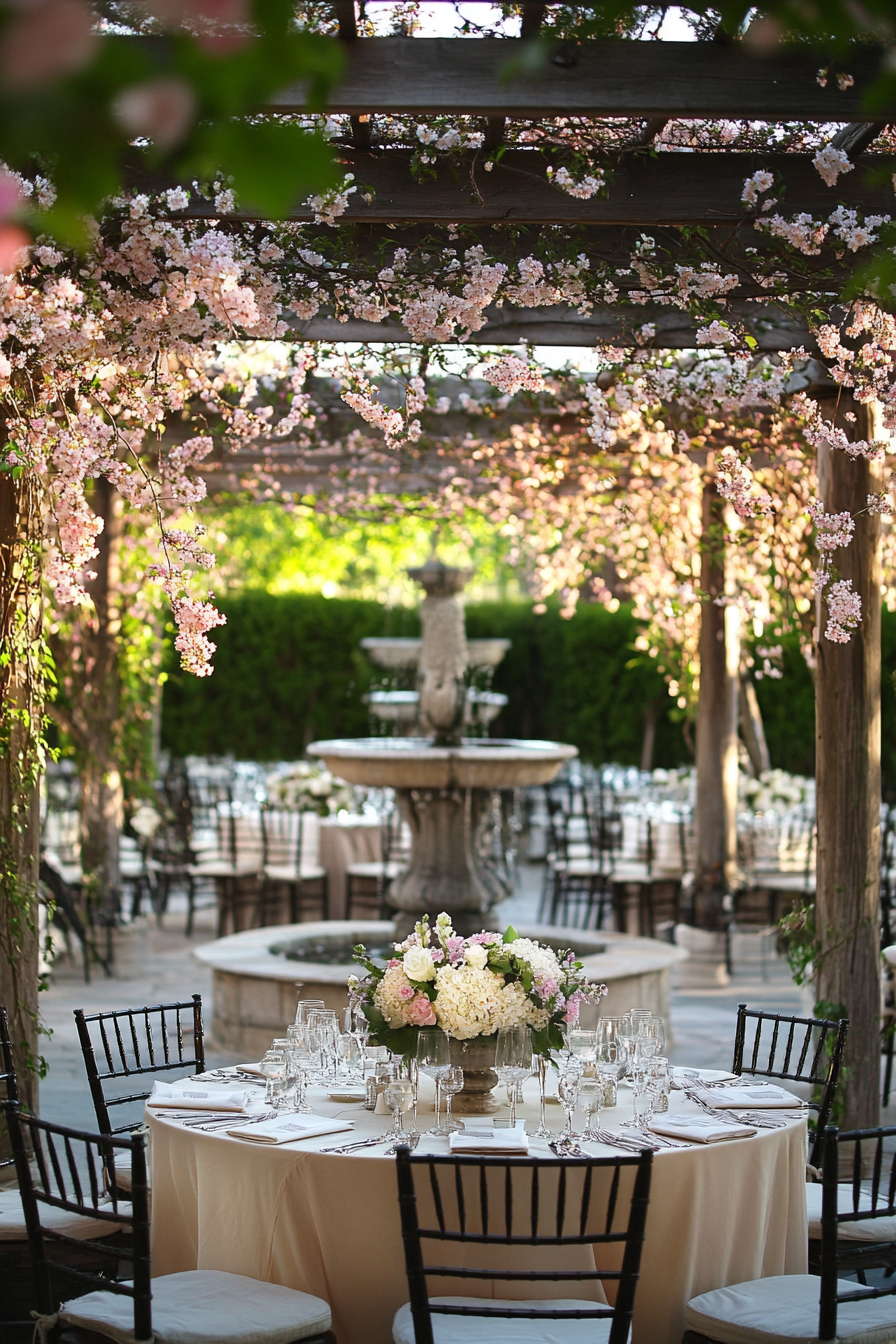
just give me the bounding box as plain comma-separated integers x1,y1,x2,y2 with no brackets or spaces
350,911,607,1057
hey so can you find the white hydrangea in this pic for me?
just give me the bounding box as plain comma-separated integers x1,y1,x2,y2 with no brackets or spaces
374,964,416,1028
433,965,502,1039
492,979,549,1032
504,938,562,980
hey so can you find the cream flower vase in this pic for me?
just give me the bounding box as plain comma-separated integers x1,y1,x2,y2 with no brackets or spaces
447,1036,499,1115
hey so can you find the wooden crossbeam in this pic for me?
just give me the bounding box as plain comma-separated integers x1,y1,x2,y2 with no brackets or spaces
286,302,815,350
169,150,894,225
267,37,893,120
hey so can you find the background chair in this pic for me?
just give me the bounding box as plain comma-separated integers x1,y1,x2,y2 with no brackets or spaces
74,996,205,1194
684,1124,896,1344
732,1003,848,1166
346,801,410,918
260,806,329,924
393,1147,653,1344
4,1101,336,1344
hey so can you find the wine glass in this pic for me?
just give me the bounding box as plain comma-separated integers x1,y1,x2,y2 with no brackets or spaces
417,1030,452,1137
495,1027,531,1129
557,1065,581,1143
639,1017,666,1060
440,1065,464,1132
596,1039,624,1111
578,1074,603,1140
259,1048,287,1107
295,998,326,1024
530,1052,552,1139
565,1029,596,1067
383,1078,414,1139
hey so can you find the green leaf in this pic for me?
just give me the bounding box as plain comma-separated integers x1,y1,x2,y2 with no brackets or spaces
184,122,338,217
502,924,518,944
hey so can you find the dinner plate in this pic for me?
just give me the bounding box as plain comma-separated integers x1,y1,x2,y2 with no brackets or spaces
327,1087,367,1103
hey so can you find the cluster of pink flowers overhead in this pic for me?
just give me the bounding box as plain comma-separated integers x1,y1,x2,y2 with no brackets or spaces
483,354,545,395
825,579,862,643
716,448,774,519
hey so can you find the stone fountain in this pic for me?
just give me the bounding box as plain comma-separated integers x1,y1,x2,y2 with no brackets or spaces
308,556,577,936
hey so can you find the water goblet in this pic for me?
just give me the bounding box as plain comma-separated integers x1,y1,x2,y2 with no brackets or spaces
495,1026,531,1129
557,1065,581,1143
596,1039,624,1111
295,998,325,1025
440,1065,464,1132
640,1017,666,1060
565,1029,597,1067
259,1048,287,1107
417,1030,452,1137
383,1078,415,1139
578,1074,603,1140
529,1053,552,1139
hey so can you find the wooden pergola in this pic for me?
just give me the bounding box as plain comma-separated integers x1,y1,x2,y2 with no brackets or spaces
153,3,896,1124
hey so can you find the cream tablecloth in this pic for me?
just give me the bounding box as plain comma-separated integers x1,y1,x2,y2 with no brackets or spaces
146,1071,807,1344
317,817,381,920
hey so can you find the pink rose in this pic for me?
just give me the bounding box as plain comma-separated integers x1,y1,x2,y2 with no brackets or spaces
398,984,415,1001
388,959,401,969
406,994,437,1027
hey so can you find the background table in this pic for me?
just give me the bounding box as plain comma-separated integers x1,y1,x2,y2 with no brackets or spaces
146,1073,807,1344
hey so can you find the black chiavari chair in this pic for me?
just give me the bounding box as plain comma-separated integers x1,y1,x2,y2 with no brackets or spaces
685,1125,896,1344
732,1003,848,1167
393,1147,653,1344
4,1100,335,1344
260,805,329,924
0,1002,18,1109
74,996,205,1194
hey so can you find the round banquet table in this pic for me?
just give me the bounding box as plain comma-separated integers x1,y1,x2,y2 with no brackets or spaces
317,816,381,920
146,1072,808,1344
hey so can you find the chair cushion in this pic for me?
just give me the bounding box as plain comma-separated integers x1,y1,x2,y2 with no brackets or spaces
264,864,327,883
0,1188,125,1242
685,1274,896,1343
393,1298,618,1344
806,1180,896,1241
347,861,406,880
59,1269,332,1344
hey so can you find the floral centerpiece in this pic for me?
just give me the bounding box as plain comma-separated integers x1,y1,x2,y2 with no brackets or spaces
350,911,607,1057
266,761,354,817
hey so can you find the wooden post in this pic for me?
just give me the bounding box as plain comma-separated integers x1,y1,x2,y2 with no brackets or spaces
814,396,882,1129
0,468,45,1116
694,473,740,926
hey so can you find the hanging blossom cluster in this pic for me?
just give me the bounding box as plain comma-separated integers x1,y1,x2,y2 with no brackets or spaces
715,448,773,518
483,354,545,395
0,179,300,675
825,579,862,643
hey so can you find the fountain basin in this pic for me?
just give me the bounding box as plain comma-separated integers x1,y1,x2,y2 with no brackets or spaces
308,737,577,789
361,637,511,671
195,920,689,1058
367,689,508,727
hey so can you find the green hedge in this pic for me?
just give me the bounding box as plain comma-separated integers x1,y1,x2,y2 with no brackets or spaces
161,593,896,786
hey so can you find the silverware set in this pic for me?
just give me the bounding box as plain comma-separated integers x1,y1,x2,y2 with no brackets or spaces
683,1088,785,1130
168,1111,277,1132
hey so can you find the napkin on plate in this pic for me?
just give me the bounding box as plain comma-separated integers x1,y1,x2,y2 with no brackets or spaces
691,1083,805,1109
649,1114,756,1144
148,1081,248,1112
226,1114,353,1145
671,1068,741,1086
449,1125,529,1155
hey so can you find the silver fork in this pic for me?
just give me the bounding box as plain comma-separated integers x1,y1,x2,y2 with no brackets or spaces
385,1134,421,1156
320,1135,394,1154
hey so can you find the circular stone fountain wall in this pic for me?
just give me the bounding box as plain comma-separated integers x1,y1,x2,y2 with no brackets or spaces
194,920,689,1058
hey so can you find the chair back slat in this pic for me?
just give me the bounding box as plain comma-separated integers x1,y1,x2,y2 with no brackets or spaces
395,1150,652,1344
3,1099,152,1339
75,996,205,1142
732,1004,848,1165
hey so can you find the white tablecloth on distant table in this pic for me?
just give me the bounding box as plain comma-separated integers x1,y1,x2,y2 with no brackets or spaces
317,816,381,919
146,1072,807,1344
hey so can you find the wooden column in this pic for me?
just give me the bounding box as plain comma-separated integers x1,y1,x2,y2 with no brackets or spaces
694,474,740,926
0,468,44,1116
815,396,882,1129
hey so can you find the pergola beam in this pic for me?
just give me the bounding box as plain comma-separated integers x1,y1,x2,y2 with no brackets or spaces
288,302,815,349
269,38,893,120
170,150,894,224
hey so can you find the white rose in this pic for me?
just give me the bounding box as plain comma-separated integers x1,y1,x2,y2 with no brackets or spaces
465,944,488,971
403,946,436,982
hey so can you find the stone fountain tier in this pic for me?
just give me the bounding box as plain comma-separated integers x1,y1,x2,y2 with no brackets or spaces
308,736,576,789
366,689,508,729
195,920,689,1058
361,637,511,671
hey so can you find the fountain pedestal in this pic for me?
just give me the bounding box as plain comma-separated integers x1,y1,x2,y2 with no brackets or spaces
388,787,510,939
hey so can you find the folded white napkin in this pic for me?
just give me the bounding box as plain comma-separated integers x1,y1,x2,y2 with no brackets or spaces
236,1062,267,1076
449,1125,529,1155
649,1114,756,1144
692,1083,805,1109
226,1114,353,1145
148,1081,248,1112
671,1068,741,1085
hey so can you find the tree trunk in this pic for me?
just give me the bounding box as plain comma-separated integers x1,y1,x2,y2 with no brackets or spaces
814,396,882,1130
640,698,658,773
694,474,740,927
0,469,45,1116
739,674,771,777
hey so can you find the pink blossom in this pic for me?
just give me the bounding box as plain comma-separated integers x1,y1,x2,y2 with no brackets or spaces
398,984,415,1001
405,994,437,1027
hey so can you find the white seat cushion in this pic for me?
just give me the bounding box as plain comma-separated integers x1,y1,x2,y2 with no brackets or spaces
685,1274,896,1343
59,1269,331,1344
393,1298,618,1344
264,864,327,883
806,1180,896,1242
347,861,406,880
0,1187,125,1241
